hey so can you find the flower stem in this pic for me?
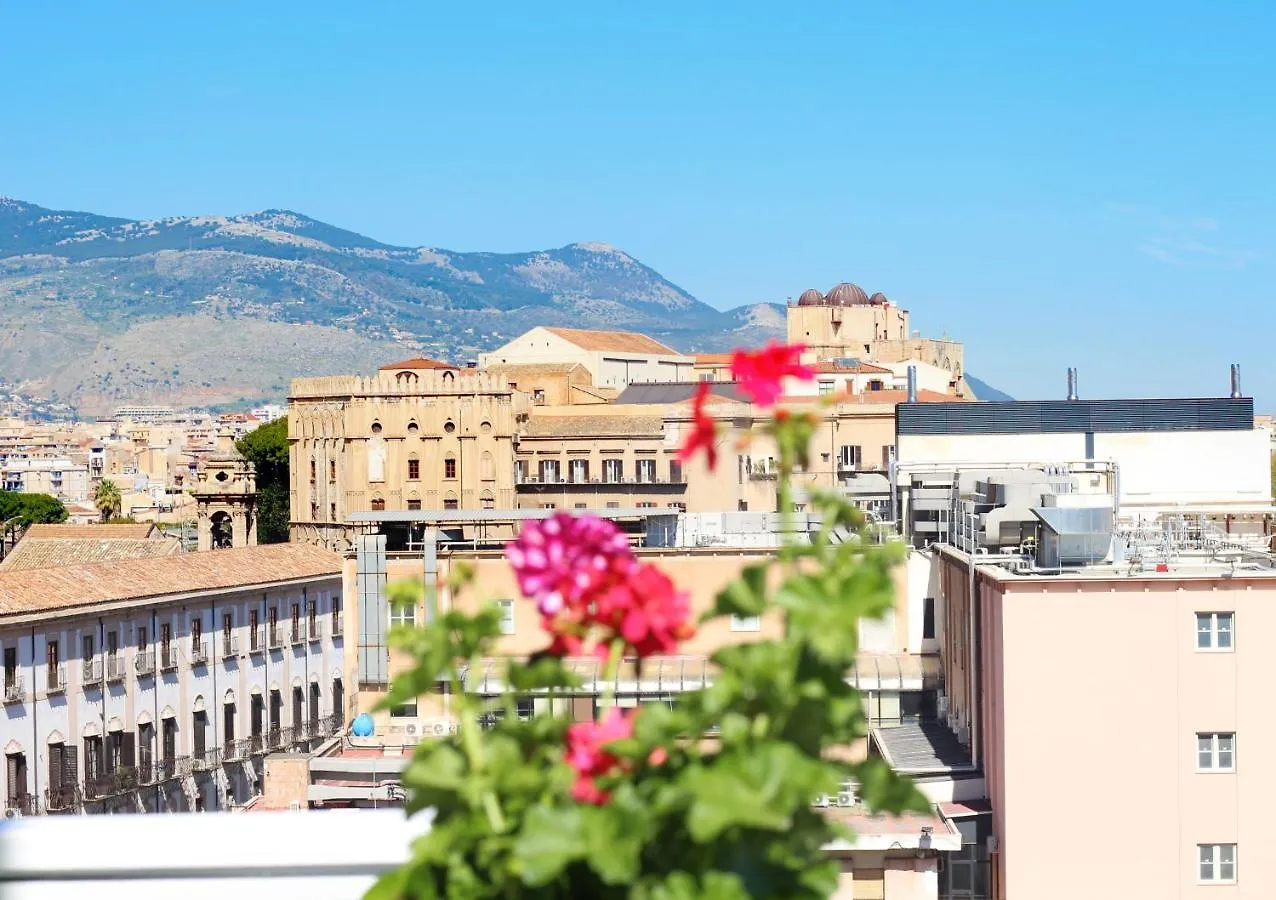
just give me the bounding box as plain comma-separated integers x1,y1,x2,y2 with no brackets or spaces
450,653,507,834
599,637,625,716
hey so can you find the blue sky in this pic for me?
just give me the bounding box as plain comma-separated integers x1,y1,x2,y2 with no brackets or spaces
2,1,1273,406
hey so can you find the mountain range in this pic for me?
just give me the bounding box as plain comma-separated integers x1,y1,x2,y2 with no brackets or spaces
0,197,1005,414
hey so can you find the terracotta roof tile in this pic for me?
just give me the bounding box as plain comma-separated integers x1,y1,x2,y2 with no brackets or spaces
0,543,342,619
522,414,664,437
543,327,679,355
24,523,159,539
378,357,455,371
0,537,183,572
693,353,733,365
814,362,892,375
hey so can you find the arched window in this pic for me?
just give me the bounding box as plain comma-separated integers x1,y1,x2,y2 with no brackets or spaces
370,496,386,512
442,371,455,386
480,491,495,511
443,491,459,511
480,451,495,481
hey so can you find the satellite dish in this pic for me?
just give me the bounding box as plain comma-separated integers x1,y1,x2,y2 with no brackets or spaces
351,713,375,737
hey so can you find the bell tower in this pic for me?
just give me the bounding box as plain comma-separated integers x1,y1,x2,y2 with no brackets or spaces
194,428,258,551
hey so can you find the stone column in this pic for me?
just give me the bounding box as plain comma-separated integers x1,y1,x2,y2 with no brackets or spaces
196,503,213,552
231,510,247,548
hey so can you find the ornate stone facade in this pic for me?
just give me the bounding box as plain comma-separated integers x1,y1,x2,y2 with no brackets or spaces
193,428,257,551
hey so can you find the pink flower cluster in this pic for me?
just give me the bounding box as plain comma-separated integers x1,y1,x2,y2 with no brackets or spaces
505,512,694,658
564,708,633,804
730,342,815,407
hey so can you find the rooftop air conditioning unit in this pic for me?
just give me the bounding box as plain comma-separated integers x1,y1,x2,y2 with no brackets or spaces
403,723,420,743
837,785,856,807
814,794,830,808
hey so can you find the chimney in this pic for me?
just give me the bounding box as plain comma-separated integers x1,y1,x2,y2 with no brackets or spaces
1066,367,1078,401
906,366,918,403
1229,364,1242,399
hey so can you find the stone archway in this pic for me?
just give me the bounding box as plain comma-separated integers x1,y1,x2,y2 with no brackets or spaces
210,511,234,549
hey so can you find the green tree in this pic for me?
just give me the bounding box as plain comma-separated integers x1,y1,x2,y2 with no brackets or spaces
237,417,290,544
0,491,68,526
93,479,123,522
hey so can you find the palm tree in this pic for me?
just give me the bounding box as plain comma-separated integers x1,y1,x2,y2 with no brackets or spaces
94,479,122,523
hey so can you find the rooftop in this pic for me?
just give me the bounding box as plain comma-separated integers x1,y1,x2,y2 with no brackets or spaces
872,721,975,774
521,413,664,438
0,543,342,619
23,523,160,539
378,357,455,371
542,327,680,356
614,382,753,405
0,536,182,572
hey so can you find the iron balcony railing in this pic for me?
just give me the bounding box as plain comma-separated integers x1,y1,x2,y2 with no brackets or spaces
105,655,127,683
308,619,324,642
250,626,266,654
4,677,25,703
192,746,222,772
290,623,303,645
159,647,178,672
154,756,185,782
221,635,238,659
190,641,209,667
5,793,37,816
249,734,265,756
44,785,80,813
267,626,284,650
136,759,155,784
81,658,103,686
46,663,66,694
134,651,155,677
85,767,140,799
332,613,343,639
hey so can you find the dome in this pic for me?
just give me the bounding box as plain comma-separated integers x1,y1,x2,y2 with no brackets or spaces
797,288,825,306
868,291,888,304
826,282,870,306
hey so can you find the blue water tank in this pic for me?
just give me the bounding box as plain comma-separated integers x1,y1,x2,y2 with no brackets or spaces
351,713,375,737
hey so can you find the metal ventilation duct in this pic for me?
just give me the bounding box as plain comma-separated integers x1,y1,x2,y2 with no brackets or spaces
1032,506,1113,568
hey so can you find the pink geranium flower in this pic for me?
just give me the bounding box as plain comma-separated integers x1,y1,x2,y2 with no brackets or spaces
593,563,695,658
730,342,815,407
506,513,634,615
564,708,634,805
677,381,718,471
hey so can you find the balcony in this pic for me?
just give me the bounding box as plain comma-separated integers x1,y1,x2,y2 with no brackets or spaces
85,767,140,799
46,664,66,694
748,464,779,481
3,678,25,703
267,627,284,651
44,785,80,814
308,620,325,643
191,746,222,773
249,626,266,655
222,635,239,659
289,624,304,646
159,647,178,673
515,475,688,494
4,794,37,816
331,613,343,640
81,658,103,686
134,651,155,678
105,655,127,683
223,738,250,762
136,760,155,785
190,641,209,667
249,734,266,756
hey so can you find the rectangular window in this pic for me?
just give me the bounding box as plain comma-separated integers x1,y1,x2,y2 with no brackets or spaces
390,700,418,719
390,596,417,629
730,616,762,633
838,445,862,469
668,502,687,511
539,459,560,483
190,616,201,652
407,458,420,480
46,640,59,684
407,499,421,511
636,459,656,483
669,460,683,483
331,597,341,634
82,633,95,661
1196,612,1234,650
444,458,457,479
443,498,459,510
515,459,528,483
636,502,657,509
605,501,620,509
498,600,515,635
818,381,834,396
291,602,301,639
574,503,587,510
569,459,589,483
1198,844,1237,883
136,627,147,652
922,597,936,640
2,648,15,687
330,502,337,521
1197,733,1236,771
603,458,622,483
541,503,556,510
737,501,748,512
329,459,336,481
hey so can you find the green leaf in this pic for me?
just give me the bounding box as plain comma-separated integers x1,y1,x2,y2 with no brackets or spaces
851,755,932,815
707,562,771,620
581,789,651,883
512,805,589,885
506,655,583,692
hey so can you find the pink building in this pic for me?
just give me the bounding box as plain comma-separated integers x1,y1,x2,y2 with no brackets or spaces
937,548,1271,898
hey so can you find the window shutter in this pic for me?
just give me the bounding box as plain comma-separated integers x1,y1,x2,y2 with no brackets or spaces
6,754,18,803
121,732,135,769
48,745,62,792
63,745,77,789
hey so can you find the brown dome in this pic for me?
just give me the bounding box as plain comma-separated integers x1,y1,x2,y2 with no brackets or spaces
868,291,888,304
797,288,825,306
826,282,870,306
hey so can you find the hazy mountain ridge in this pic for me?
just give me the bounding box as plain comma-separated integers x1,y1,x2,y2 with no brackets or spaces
0,197,1008,413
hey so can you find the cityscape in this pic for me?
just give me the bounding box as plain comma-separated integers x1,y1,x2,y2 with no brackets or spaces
1,4,1274,900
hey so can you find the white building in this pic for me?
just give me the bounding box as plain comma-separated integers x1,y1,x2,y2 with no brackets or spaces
0,543,344,815
0,457,91,503
479,326,694,391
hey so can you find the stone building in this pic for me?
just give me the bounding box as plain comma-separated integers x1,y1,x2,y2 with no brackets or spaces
192,429,257,551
